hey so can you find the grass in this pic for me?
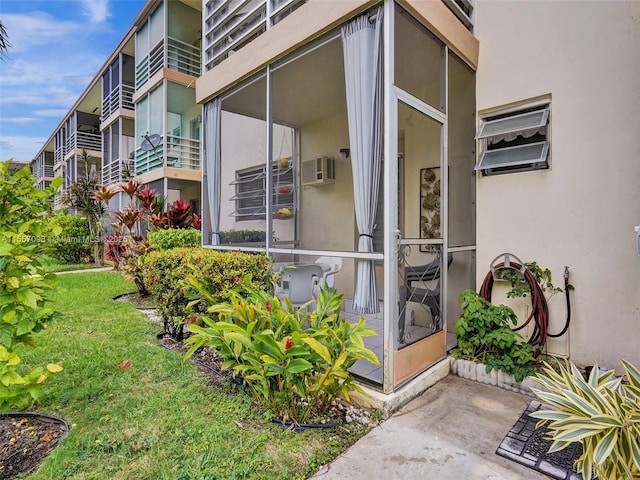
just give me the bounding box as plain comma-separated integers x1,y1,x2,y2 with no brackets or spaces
19,272,371,480
39,256,101,273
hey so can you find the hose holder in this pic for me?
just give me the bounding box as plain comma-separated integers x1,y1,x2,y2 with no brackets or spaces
490,252,526,282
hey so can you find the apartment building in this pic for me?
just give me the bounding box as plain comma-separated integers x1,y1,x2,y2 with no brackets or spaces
30,0,640,397
30,0,202,215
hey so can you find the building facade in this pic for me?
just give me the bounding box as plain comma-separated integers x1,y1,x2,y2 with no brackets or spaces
29,0,640,395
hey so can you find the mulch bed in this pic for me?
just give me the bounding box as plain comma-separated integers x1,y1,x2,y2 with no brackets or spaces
0,413,68,480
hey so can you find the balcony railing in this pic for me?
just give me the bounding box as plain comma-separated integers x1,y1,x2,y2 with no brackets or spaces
167,37,201,78
136,40,164,89
136,37,201,89
66,131,102,154
135,135,201,176
102,83,135,119
54,147,65,166
203,0,307,71
34,164,54,179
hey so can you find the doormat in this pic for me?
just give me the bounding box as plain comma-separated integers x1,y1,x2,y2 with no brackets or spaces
496,400,583,480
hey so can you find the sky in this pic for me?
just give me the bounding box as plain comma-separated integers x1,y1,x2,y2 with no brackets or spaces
0,0,146,163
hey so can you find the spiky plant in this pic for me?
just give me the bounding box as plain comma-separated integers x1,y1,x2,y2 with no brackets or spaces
531,360,640,480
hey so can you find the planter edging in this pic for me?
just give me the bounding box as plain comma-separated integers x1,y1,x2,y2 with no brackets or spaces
449,357,543,395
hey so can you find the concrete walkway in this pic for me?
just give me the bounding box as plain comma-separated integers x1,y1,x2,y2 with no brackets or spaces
312,375,549,480
54,266,114,275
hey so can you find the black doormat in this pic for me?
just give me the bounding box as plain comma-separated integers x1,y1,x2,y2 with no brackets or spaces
496,400,583,480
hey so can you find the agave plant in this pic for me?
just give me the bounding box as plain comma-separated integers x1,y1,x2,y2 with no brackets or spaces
531,360,640,480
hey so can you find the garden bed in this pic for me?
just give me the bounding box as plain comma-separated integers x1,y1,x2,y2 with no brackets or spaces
0,413,68,480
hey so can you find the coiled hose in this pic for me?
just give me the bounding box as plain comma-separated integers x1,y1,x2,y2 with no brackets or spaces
478,262,571,347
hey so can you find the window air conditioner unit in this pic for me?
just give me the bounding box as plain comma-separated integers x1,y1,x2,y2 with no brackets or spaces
301,156,335,186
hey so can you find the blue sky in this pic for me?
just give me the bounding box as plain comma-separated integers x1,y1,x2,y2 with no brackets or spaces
0,0,146,163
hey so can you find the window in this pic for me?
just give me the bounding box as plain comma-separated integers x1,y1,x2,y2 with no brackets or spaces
231,162,294,221
476,103,550,175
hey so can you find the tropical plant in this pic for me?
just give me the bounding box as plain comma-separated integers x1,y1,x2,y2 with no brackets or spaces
0,161,64,411
531,360,640,480
184,279,380,424
450,289,540,381
64,150,105,264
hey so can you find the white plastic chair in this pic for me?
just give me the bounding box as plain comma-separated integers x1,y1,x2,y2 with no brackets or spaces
314,256,343,294
276,264,324,308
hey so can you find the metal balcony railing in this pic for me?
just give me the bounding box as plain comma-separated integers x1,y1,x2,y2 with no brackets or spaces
135,135,201,176
136,40,164,89
203,0,307,71
102,83,135,119
167,37,201,78
66,132,102,154
34,164,54,179
54,147,65,166
136,37,201,89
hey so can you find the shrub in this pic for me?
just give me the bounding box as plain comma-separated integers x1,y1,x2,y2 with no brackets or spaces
0,161,64,411
49,212,92,263
184,282,379,424
148,228,202,250
450,289,540,381
141,248,272,340
219,230,266,244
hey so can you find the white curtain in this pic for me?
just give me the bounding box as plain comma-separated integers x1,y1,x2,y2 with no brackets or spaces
342,8,383,314
203,98,222,245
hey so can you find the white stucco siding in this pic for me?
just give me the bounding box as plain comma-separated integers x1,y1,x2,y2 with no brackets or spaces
474,1,640,369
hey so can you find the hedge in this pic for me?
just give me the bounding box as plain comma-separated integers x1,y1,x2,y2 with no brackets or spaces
147,228,201,250
141,248,272,339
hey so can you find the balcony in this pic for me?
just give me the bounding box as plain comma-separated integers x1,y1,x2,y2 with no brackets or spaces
66,131,102,154
34,164,54,179
135,135,200,176
54,147,65,166
102,83,135,119
136,37,201,89
203,0,307,71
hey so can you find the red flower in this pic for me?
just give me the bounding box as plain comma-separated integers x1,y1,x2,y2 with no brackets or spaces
285,337,293,350
265,299,272,313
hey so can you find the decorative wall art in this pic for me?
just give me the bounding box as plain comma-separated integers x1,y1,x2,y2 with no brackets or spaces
420,167,441,251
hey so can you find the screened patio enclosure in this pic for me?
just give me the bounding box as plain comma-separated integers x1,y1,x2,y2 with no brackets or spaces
202,2,476,394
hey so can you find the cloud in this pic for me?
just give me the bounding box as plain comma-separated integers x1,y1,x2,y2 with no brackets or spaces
0,117,39,125
0,136,49,162
79,0,111,24
1,12,81,53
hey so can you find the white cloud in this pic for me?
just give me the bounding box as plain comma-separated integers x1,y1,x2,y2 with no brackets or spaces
0,117,39,125
34,109,70,118
2,12,81,53
0,136,48,162
79,0,111,23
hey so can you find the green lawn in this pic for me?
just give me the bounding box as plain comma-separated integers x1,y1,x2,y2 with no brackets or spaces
39,256,101,273
21,272,370,480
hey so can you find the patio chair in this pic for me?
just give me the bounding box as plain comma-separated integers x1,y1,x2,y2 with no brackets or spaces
398,253,453,343
314,256,343,295
276,264,325,308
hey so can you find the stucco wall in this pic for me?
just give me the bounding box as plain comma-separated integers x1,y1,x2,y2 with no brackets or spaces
474,1,640,369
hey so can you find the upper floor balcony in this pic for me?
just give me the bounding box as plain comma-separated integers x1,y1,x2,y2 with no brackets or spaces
136,37,201,89
135,135,200,176
65,131,102,157
203,0,307,71
33,164,54,179
102,83,135,119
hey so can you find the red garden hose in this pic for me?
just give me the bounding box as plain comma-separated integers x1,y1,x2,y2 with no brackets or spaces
479,260,553,347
